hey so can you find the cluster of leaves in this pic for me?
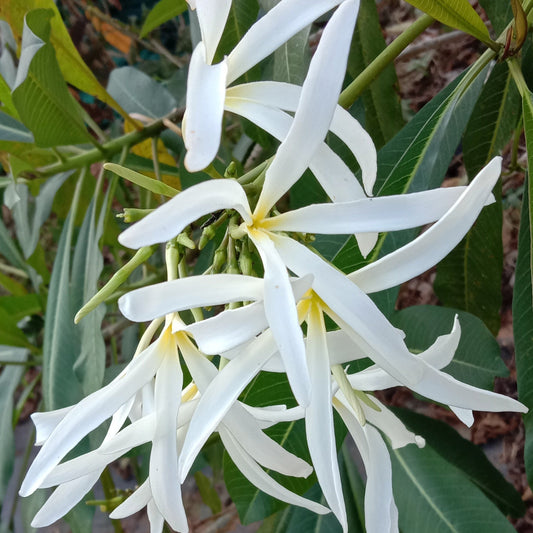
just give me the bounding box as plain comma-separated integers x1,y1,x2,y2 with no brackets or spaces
0,0,532,531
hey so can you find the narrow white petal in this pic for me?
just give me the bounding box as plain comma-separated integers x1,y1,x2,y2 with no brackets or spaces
361,397,424,449
184,42,228,171
196,0,232,63
223,406,313,478
147,498,165,533
243,404,305,424
32,406,73,445
99,414,156,455
357,233,379,259
20,343,162,496
177,398,199,428
226,0,344,84
266,187,469,233
220,427,330,514
255,1,359,217
273,234,424,386
110,480,152,519
415,361,527,414
119,274,264,322
347,316,461,390
103,396,135,444
187,274,312,354
119,179,251,249
452,407,475,426
249,230,310,406
178,334,275,478
305,305,347,531
31,472,101,528
150,342,187,533
349,157,502,292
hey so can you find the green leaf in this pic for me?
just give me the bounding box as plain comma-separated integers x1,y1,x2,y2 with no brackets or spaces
9,170,74,258
0,0,132,123
0,111,34,143
42,176,84,410
12,10,94,147
435,63,520,334
393,408,525,517
478,0,513,35
404,0,491,43
0,347,28,503
332,66,486,315
0,294,41,321
0,307,33,348
71,184,108,396
139,0,187,37
106,66,177,119
104,163,179,197
391,442,516,533
514,91,533,487
390,306,508,389
194,471,222,514
214,0,260,65
346,0,404,147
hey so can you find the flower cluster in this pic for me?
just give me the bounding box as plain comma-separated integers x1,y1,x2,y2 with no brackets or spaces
20,1,527,532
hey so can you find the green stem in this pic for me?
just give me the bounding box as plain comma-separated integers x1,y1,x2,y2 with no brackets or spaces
100,469,124,533
338,14,435,109
508,57,530,97
36,108,184,177
510,112,524,170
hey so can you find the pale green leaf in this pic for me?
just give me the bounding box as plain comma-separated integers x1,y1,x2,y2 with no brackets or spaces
0,111,33,143
104,163,179,197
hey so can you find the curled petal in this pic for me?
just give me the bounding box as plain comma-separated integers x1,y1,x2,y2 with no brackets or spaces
119,179,251,249
184,42,228,171
110,480,151,519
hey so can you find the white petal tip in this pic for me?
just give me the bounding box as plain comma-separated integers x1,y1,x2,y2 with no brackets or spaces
415,436,425,448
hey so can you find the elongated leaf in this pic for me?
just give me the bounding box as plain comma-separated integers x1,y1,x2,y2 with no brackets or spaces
393,408,525,517
10,170,74,258
514,90,533,487
391,442,516,533
478,0,513,35
71,182,109,396
107,66,177,119
346,0,404,147
0,294,40,321
42,177,83,410
331,66,486,315
140,0,187,37
0,111,34,143
12,10,94,147
435,62,520,334
104,163,179,197
404,0,491,43
0,0,132,121
390,305,508,389
0,347,28,503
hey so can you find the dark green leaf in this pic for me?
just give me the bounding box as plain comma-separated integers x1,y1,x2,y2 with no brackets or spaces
391,442,516,532
139,0,187,37
393,408,525,517
478,0,513,35
332,67,486,315
12,10,94,147
391,305,508,389
514,91,533,487
347,0,404,147
435,63,520,334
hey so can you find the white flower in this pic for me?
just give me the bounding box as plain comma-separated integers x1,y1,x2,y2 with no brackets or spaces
20,316,325,530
